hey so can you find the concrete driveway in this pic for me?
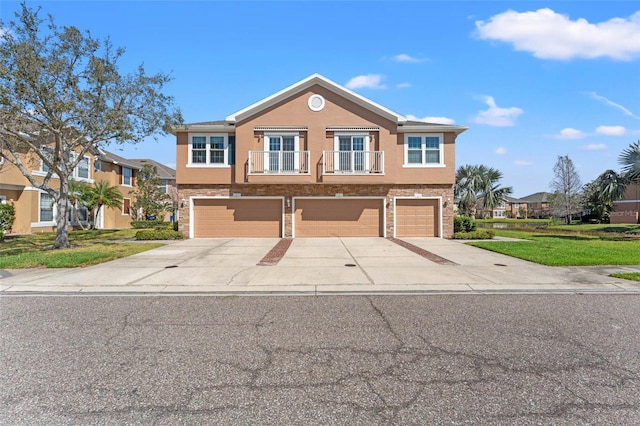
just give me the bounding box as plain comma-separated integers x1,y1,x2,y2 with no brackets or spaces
1,238,639,294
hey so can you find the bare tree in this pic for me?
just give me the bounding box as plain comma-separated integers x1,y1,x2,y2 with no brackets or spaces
550,155,582,224
0,4,181,248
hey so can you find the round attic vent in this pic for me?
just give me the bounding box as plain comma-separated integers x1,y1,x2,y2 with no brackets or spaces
308,94,325,112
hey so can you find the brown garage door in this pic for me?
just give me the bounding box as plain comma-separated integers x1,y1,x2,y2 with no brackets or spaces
193,199,282,237
395,199,439,237
294,198,383,237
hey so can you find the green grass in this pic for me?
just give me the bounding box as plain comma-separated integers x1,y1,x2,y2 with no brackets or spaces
0,229,163,268
468,227,640,266
610,272,640,282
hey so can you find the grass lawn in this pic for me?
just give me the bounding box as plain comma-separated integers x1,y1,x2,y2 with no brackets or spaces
0,229,164,268
610,272,640,282
468,225,640,266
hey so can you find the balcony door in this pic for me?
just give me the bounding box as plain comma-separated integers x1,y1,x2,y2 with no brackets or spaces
335,134,368,172
265,133,299,172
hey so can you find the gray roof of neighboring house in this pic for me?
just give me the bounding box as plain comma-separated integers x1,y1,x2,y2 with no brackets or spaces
518,192,551,203
128,159,176,180
98,149,141,170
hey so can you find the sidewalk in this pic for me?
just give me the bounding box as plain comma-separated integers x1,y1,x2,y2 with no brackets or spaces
1,238,639,295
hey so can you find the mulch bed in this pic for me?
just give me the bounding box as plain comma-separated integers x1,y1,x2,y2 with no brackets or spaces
388,238,458,265
257,238,293,266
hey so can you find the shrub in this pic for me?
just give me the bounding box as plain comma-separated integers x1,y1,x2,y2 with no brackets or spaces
135,229,183,240
454,216,477,233
451,230,495,240
0,204,16,241
131,220,168,229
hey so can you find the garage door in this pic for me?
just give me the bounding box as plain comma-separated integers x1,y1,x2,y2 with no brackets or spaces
395,199,439,237
294,198,383,237
193,199,282,237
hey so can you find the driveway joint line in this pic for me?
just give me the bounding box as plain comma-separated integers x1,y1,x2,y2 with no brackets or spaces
339,237,375,285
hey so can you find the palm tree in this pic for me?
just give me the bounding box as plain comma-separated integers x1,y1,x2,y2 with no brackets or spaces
619,140,640,185
455,165,482,216
68,179,92,230
84,181,123,229
478,166,513,218
455,164,512,218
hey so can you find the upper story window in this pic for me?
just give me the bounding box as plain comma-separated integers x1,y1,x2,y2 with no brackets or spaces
75,156,90,179
188,134,229,167
122,166,132,186
158,179,168,194
37,149,92,181
404,133,444,167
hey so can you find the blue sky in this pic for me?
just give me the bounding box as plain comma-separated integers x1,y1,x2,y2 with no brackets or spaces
2,1,639,197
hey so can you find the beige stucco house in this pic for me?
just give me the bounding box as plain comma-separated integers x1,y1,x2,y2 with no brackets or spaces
172,74,468,239
0,147,141,234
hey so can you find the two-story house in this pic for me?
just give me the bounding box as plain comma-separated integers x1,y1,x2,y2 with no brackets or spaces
128,158,178,222
0,145,141,234
172,74,468,239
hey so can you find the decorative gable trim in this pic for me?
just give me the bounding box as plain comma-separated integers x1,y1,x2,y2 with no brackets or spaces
226,73,407,124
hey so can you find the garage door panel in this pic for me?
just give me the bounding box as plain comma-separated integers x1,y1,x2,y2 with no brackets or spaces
193,199,282,237
396,199,439,237
295,199,383,237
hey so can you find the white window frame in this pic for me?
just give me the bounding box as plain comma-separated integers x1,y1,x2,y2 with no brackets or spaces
38,191,56,225
187,133,230,168
70,153,93,182
264,132,300,172
122,166,133,187
403,133,444,168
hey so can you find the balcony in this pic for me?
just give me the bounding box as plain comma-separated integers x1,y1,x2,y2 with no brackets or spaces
323,151,384,174
248,151,310,174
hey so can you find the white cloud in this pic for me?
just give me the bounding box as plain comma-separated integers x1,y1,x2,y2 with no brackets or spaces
396,82,412,89
471,96,523,127
555,128,585,140
406,115,456,125
392,54,428,63
495,147,507,155
596,125,626,136
582,143,608,151
345,74,386,90
514,160,533,166
588,92,640,119
475,9,640,60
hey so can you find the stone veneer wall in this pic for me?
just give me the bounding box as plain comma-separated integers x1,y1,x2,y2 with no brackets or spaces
178,184,454,238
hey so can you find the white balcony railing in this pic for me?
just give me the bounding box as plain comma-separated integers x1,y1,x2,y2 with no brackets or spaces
323,151,384,174
249,151,310,174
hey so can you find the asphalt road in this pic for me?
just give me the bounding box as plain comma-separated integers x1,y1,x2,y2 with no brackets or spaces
1,295,639,425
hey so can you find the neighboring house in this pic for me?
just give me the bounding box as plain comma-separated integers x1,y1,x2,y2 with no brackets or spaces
171,74,468,238
474,197,510,219
611,184,640,224
128,158,178,222
0,145,140,234
517,192,550,218
94,149,142,229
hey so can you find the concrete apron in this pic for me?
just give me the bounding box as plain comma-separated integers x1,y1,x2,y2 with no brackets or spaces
1,237,639,295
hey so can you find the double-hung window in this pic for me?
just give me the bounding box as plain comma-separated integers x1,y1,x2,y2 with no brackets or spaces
39,192,54,222
188,134,229,167
122,167,132,186
404,133,444,167
75,156,90,179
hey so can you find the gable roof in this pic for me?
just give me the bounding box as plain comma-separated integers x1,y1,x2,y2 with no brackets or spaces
98,149,141,170
128,158,176,180
518,192,550,203
225,73,407,124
